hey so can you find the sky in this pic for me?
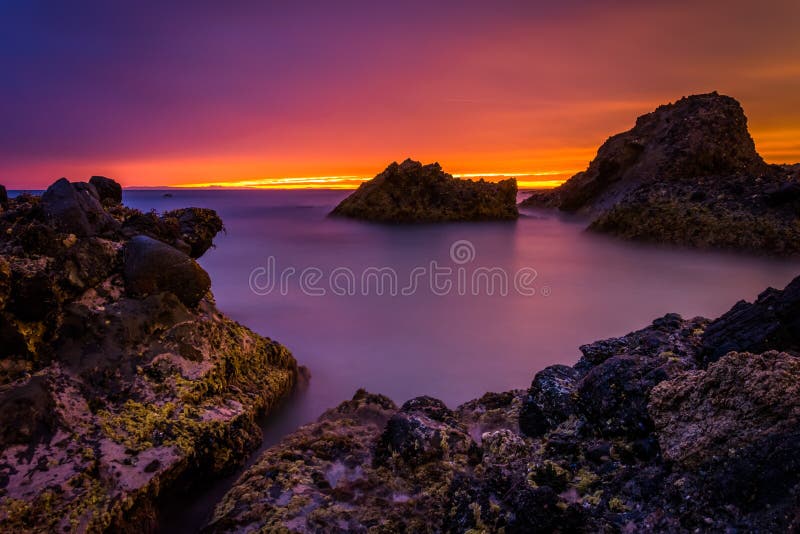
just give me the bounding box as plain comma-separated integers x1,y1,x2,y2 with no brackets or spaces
1,0,799,189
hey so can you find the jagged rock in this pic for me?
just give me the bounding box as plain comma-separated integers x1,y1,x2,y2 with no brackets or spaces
89,175,123,204
331,158,518,222
702,275,800,361
521,93,800,255
41,178,118,236
519,364,579,437
211,304,800,532
374,396,474,467
123,235,211,307
648,351,800,529
163,207,224,258
0,181,299,532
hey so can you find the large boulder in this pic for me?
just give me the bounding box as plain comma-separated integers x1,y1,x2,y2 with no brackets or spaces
123,235,211,307
331,158,518,222
519,364,579,437
521,93,800,255
41,178,118,236
702,274,800,362
89,175,123,204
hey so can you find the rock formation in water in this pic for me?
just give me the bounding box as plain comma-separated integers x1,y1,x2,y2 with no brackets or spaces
0,178,299,531
521,92,800,255
331,159,519,222
207,275,800,533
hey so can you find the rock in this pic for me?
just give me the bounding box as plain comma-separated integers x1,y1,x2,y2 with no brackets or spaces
0,185,299,532
374,396,474,468
331,158,518,222
210,290,800,532
650,351,800,467
520,93,800,255
702,274,800,362
123,235,211,307
0,185,7,210
41,177,118,236
89,175,123,204
649,351,800,528
519,364,579,437
162,207,224,258
120,206,223,258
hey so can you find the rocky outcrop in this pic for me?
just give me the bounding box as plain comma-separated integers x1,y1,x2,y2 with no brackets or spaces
331,159,518,222
209,275,800,533
702,275,800,362
0,177,299,532
89,175,123,205
521,93,800,255
0,185,7,210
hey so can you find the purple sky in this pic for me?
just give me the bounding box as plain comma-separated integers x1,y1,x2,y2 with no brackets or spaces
2,1,799,188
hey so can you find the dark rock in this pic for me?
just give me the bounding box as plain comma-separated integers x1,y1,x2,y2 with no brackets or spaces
0,375,57,452
520,93,800,255
89,175,123,205
209,295,800,533
702,275,800,361
0,185,298,533
162,207,224,258
41,178,118,236
0,185,7,210
374,395,473,467
123,235,211,307
331,158,519,222
519,364,579,437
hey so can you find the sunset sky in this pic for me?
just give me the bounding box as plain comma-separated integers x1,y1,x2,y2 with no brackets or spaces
2,1,799,190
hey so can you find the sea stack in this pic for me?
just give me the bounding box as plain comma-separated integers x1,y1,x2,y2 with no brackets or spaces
331,158,519,222
521,92,800,254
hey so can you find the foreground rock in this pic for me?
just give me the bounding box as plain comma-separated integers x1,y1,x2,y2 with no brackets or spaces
331,159,518,222
209,276,800,532
521,93,800,255
0,177,299,532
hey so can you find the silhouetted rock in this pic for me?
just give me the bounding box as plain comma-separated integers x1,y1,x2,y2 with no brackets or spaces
123,235,211,307
0,185,7,210
0,179,299,532
41,177,118,236
89,175,123,204
701,276,800,362
331,159,518,222
521,93,800,254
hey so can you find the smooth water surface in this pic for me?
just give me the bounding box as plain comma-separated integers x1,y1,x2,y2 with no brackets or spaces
122,188,800,530
125,189,800,426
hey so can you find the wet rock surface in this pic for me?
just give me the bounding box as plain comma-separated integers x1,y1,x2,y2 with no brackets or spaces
521,93,800,255
0,178,298,532
209,275,800,533
331,158,519,222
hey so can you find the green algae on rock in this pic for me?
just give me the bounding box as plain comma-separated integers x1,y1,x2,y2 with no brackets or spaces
208,275,800,533
331,159,519,222
0,178,299,532
520,93,800,255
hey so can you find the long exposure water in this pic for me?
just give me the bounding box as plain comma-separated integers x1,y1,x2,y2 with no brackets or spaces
121,189,800,530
